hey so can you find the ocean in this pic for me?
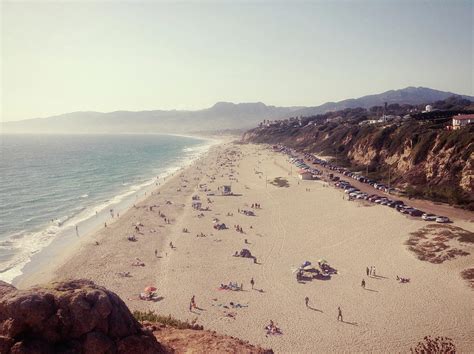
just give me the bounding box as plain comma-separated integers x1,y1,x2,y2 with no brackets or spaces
0,134,215,283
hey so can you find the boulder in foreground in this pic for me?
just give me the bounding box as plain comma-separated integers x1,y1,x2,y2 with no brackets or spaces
0,279,163,353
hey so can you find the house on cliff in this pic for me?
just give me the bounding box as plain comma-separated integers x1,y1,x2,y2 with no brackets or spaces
450,114,474,130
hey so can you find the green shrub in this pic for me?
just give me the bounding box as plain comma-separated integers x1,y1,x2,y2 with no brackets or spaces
133,310,203,330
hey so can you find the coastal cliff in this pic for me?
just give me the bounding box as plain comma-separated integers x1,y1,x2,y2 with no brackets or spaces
242,98,474,209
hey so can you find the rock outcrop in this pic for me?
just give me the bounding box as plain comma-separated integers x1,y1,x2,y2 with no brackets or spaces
142,322,274,354
0,279,163,353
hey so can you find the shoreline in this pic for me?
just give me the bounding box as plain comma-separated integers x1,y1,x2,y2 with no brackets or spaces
14,141,474,352
10,136,223,286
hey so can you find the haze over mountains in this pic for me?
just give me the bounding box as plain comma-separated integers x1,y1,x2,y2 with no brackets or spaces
3,87,473,134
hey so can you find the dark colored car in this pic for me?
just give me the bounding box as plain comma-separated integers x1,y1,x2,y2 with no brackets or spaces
408,209,423,217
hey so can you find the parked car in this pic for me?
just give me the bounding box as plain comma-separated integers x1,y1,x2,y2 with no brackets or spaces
436,216,450,223
408,209,423,217
422,213,437,221
400,207,414,214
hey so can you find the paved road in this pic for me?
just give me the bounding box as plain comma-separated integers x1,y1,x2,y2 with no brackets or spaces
298,155,474,223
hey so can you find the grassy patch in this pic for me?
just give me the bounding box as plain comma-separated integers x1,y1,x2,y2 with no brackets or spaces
270,177,289,188
460,268,474,289
133,310,203,330
406,225,471,264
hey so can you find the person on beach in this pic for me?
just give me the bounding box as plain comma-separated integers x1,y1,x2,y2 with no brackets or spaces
154,249,158,257
190,295,196,311
305,296,309,308
337,307,343,321
373,267,376,277
75,225,79,236
361,279,366,288
366,267,369,276
104,222,107,228
250,278,255,289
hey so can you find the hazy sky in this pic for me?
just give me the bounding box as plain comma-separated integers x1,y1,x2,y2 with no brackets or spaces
2,0,473,121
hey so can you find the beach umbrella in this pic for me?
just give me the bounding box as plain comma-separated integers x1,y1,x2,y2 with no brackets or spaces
144,286,157,293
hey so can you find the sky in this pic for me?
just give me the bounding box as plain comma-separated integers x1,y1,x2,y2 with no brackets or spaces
1,0,473,122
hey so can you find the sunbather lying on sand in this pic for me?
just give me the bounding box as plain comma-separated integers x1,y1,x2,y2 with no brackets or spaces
396,275,410,283
265,320,282,335
132,258,145,266
139,292,159,301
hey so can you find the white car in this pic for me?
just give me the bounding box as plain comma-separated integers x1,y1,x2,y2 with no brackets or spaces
436,216,450,223
422,213,437,221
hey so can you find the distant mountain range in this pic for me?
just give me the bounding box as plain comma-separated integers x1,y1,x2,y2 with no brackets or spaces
2,87,473,134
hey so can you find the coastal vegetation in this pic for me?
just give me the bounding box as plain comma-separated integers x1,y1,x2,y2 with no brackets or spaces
406,224,472,264
269,177,290,188
410,336,456,353
133,310,203,330
460,268,474,289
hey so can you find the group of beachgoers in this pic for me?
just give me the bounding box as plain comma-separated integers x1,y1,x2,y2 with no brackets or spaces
219,281,243,291
234,224,244,233
366,266,377,277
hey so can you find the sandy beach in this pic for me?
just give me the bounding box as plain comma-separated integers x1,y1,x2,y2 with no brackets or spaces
18,142,474,353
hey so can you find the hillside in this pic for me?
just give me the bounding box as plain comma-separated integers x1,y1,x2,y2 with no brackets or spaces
289,86,474,117
1,103,297,134
3,87,473,134
243,97,474,209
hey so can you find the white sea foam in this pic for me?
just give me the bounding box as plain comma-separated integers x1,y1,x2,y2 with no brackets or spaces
0,138,217,284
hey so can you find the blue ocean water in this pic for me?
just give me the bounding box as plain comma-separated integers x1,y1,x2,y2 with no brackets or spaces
0,134,213,282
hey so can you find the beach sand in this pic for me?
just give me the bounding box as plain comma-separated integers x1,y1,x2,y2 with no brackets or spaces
18,142,474,352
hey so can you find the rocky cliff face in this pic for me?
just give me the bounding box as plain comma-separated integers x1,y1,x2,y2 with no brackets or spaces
0,279,163,353
243,118,474,208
